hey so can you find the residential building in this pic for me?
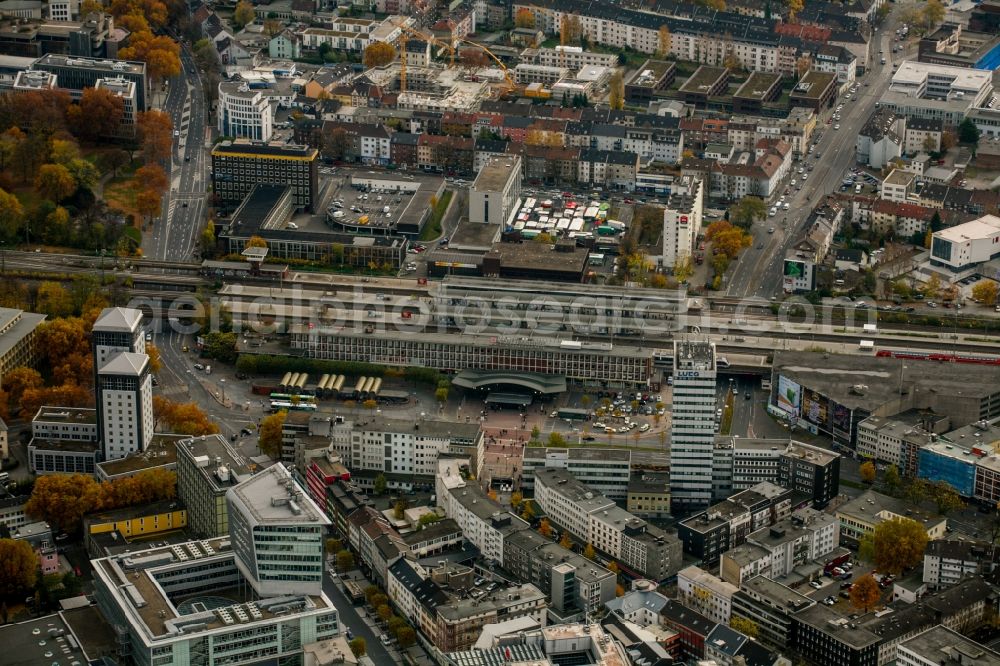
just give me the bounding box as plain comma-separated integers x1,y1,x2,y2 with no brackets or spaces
677,566,738,624
211,140,319,213
503,529,617,619
625,59,676,104
930,214,1000,271
723,437,841,507
836,490,948,547
659,598,717,660
857,108,904,169
31,52,148,109
661,175,703,269
218,80,274,142
881,168,918,203
533,467,683,581
386,558,546,652
790,70,837,112
469,155,522,226
175,434,261,538
0,307,45,388
730,576,813,650
704,623,783,666
856,416,918,466
923,540,1000,589
435,456,529,565
721,507,839,583
96,352,153,461
268,29,300,59
670,340,718,510
813,43,858,85
904,117,943,154
93,76,137,138
0,493,28,531
519,447,631,500
92,466,339,666
677,482,794,564
897,625,1000,666
525,45,619,70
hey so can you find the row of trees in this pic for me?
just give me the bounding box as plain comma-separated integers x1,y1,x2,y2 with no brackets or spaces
25,469,177,533
705,220,753,290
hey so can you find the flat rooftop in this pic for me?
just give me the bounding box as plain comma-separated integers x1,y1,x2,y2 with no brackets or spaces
96,434,184,477
792,71,836,99
795,603,880,648
734,71,781,101
227,463,329,526
33,405,96,424
0,307,45,360
492,241,590,274
679,65,728,93
34,53,146,75
837,489,945,529
772,350,1000,411
524,446,631,462
474,157,519,192
349,415,481,439
212,140,317,160
177,434,262,490
0,611,92,664
627,59,675,88
899,626,1000,665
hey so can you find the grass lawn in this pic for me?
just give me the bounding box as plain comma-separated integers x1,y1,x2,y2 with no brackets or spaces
103,175,141,220
419,190,452,241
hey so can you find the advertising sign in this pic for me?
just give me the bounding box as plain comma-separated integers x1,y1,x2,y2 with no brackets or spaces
831,401,851,432
776,375,801,415
783,260,805,278
802,389,829,426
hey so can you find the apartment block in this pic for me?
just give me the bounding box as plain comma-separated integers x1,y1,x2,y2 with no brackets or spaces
677,566,738,625
677,482,794,564
661,175,703,269
533,468,683,581
720,507,839,584
923,540,999,589
730,576,813,650
836,490,948,547
897,626,1000,666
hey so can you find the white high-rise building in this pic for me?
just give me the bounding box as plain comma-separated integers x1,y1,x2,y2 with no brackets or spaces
670,340,718,511
97,352,154,460
226,463,329,597
662,176,703,269
92,307,145,370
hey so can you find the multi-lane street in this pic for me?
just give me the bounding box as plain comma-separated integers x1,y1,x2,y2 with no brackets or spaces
147,40,209,261
729,16,906,299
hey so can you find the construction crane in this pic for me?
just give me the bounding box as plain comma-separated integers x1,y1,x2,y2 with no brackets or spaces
393,20,457,94
457,37,517,94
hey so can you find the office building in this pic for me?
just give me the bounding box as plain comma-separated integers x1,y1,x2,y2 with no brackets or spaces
92,467,339,666
793,604,880,666
897,625,1000,666
176,434,262,538
0,306,45,388
211,140,319,213
519,447,631,500
627,472,671,519
218,80,274,143
94,76,137,138
677,482,794,564
661,175,703,269
879,60,993,128
48,0,77,21
534,468,683,581
31,53,148,110
27,406,98,475
836,490,947,547
730,576,813,650
226,462,329,597
722,437,841,507
930,214,1000,271
91,307,145,373
12,69,57,91
469,155,522,226
670,340,718,510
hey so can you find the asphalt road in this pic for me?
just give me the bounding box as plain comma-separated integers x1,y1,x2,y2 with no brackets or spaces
728,12,906,299
322,571,399,665
147,40,208,262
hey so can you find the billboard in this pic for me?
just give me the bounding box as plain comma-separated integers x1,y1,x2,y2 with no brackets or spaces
783,260,805,278
831,401,851,433
802,389,829,426
776,375,801,415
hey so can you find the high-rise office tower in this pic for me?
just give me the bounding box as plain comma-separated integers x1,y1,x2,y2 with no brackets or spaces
670,340,718,512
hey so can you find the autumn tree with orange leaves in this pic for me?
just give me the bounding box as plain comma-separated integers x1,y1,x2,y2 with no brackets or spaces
153,396,220,436
137,110,174,163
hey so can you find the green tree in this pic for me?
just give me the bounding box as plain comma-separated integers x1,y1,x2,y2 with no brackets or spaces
435,387,449,404
730,616,759,638
203,331,238,364
34,163,76,201
374,473,387,495
583,542,596,560
257,410,287,458
860,460,876,484
730,196,767,229
927,479,964,515
396,626,416,648
958,117,981,145
325,538,342,554
521,501,535,522
510,491,523,510
201,219,216,253
377,604,393,624
883,464,901,494
548,432,566,447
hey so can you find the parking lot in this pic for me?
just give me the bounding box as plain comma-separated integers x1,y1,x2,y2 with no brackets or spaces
326,176,419,234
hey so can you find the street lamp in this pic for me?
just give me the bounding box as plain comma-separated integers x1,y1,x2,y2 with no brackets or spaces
220,378,226,404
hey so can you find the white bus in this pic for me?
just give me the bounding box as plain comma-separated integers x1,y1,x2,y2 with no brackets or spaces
859,340,875,352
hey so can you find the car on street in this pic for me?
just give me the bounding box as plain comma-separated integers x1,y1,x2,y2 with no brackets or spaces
810,580,823,589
